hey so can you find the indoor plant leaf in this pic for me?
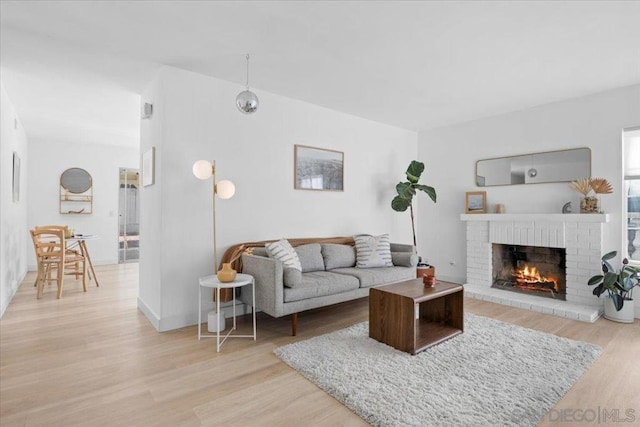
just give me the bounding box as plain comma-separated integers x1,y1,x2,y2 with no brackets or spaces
602,260,614,274
601,251,617,261
396,182,415,199
405,161,425,184
603,272,618,288
415,184,437,203
391,196,410,212
587,275,603,286
592,283,604,297
610,293,624,311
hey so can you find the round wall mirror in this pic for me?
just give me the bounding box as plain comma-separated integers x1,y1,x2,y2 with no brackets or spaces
60,168,92,193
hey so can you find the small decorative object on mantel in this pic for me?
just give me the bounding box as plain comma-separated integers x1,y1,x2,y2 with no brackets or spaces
493,203,505,213
562,201,572,214
465,191,486,214
569,177,612,213
588,251,639,323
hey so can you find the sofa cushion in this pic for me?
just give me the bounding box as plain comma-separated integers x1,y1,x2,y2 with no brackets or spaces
283,267,303,288
321,243,356,270
391,252,418,267
283,271,360,302
265,238,302,271
353,234,393,268
295,243,325,273
331,266,415,288
252,247,268,257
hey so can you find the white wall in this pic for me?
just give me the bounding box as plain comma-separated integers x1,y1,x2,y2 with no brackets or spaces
0,83,29,317
418,85,640,301
139,66,418,331
27,139,139,268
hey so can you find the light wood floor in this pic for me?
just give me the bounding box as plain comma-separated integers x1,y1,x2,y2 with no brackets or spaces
1,264,638,426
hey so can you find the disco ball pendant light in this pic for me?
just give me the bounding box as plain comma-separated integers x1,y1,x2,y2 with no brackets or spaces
236,54,259,114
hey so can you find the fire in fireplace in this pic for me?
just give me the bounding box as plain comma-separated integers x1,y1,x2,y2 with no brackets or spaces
492,244,566,300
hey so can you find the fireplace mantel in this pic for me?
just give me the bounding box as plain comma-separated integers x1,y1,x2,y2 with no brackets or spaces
460,213,609,222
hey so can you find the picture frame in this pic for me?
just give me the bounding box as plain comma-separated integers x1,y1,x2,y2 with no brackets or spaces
12,152,20,202
142,147,155,187
465,191,486,214
294,144,344,191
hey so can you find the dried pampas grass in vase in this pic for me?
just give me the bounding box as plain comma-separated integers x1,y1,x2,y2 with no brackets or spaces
569,177,612,214
590,178,613,195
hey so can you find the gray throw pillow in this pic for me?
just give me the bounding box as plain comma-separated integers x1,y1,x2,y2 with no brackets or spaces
265,238,302,271
391,252,418,267
353,234,393,268
283,267,302,288
295,243,325,273
321,244,356,270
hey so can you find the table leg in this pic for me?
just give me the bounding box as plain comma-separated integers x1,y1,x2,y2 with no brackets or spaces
232,289,237,331
216,287,221,352
198,285,202,340
252,279,257,341
81,241,99,286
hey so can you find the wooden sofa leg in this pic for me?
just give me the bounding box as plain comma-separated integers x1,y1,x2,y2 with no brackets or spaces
291,313,297,336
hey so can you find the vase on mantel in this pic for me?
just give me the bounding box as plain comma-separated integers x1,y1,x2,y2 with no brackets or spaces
580,196,600,213
217,263,237,283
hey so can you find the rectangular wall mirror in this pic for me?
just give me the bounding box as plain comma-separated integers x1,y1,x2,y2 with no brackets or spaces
475,147,591,187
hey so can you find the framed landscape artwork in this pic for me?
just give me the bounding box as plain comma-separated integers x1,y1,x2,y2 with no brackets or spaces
465,191,486,214
294,145,344,191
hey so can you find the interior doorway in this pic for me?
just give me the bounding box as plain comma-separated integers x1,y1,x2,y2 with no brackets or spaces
119,168,140,263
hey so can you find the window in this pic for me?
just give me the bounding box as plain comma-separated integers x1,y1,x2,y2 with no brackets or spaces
624,129,640,264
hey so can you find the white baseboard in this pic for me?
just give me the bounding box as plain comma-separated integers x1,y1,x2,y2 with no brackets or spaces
137,297,160,330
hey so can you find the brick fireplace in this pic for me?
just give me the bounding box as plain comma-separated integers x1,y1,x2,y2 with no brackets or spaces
460,213,610,322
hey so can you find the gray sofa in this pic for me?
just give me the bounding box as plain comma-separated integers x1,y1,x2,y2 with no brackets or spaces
239,242,416,335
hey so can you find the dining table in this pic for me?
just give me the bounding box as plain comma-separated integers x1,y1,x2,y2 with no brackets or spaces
67,234,100,286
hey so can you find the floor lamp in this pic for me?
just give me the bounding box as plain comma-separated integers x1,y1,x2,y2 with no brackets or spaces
193,159,235,332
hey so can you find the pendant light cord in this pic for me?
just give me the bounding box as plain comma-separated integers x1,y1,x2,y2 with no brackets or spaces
245,54,250,89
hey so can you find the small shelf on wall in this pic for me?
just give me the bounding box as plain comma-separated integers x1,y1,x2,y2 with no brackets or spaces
59,167,93,214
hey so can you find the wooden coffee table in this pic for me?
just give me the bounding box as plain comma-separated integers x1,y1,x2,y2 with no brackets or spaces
369,279,463,355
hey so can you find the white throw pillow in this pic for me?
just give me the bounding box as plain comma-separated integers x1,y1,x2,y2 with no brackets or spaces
353,234,393,268
265,238,302,271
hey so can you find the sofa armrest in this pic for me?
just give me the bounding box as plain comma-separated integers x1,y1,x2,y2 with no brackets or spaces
390,243,415,254
239,253,285,318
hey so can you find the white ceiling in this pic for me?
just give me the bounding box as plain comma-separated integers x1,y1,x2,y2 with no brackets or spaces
1,1,639,149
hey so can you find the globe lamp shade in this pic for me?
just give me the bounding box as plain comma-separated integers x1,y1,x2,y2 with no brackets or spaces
192,160,212,180
216,180,236,199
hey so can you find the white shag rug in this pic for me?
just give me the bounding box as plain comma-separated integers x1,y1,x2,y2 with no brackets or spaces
274,313,601,427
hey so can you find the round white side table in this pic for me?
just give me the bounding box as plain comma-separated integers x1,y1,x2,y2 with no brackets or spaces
198,273,256,352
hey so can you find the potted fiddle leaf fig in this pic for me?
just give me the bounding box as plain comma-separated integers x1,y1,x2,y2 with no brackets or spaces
391,160,437,252
588,251,640,323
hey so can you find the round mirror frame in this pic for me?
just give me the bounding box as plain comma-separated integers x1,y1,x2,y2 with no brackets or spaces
60,168,92,194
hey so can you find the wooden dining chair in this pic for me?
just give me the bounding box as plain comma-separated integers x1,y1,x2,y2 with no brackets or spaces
33,225,84,282
30,228,87,299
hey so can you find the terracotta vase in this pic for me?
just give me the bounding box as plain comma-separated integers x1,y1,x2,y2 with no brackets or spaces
217,263,237,283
